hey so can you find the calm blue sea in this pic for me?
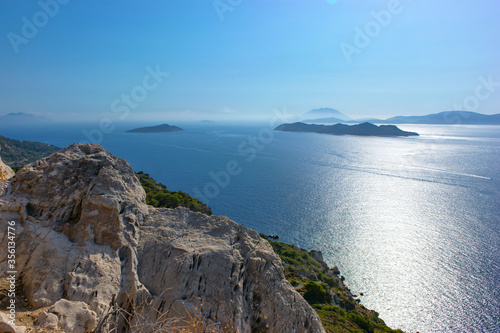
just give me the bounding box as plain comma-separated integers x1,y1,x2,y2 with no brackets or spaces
2,121,499,333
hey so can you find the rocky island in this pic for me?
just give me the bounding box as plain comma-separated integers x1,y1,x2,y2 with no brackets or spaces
0,143,403,332
126,124,183,133
275,122,419,137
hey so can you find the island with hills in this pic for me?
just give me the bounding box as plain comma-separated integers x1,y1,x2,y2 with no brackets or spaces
301,110,500,125
0,112,52,124
275,122,419,137
126,123,183,133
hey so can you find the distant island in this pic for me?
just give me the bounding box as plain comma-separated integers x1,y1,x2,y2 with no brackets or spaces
126,124,183,133
302,110,500,125
380,111,500,125
0,112,52,124
275,122,419,137
299,107,351,122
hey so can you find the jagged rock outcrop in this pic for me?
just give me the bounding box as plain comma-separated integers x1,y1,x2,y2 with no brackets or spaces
0,143,325,333
37,299,98,333
309,250,326,266
0,157,14,182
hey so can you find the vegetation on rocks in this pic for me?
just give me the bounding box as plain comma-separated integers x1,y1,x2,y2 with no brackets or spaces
267,239,404,333
0,135,60,167
137,171,212,215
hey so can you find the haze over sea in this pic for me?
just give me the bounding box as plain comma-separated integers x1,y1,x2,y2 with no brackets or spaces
2,122,499,333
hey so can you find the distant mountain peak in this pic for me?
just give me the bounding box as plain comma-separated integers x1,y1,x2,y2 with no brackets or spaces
300,108,351,121
309,107,342,113
0,112,51,124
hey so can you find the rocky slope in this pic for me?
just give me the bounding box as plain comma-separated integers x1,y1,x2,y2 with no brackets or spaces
0,143,324,332
268,241,404,333
0,135,60,168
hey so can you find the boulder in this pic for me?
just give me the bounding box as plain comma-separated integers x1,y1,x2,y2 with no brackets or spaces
0,312,26,333
36,311,59,330
0,157,14,182
309,250,326,266
37,299,97,333
0,143,325,333
330,266,341,275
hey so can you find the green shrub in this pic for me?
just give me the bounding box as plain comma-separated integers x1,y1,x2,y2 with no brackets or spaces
281,248,301,259
137,172,212,215
347,313,374,333
303,281,332,305
283,257,300,266
320,305,347,317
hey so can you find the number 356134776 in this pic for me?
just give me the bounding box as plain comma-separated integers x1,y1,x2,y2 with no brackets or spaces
7,221,16,271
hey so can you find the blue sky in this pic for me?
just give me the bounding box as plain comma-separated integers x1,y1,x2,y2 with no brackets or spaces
1,0,499,121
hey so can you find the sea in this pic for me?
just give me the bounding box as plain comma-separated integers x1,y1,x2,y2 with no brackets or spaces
1,121,499,333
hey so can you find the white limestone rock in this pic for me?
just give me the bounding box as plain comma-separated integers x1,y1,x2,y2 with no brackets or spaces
0,312,26,333
42,299,97,333
0,157,14,182
36,311,59,330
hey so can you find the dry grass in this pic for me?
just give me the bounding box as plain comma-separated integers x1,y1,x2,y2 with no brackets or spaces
2,278,237,333
1,277,237,333
1,308,65,333
94,298,238,333
2,304,237,333
25,325,66,333
1,294,238,333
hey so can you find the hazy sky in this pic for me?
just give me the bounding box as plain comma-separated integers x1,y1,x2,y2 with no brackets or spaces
1,0,499,121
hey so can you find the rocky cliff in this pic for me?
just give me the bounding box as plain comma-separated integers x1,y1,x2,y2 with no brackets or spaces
0,143,325,332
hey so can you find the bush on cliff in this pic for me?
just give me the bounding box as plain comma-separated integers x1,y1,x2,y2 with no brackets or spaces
267,239,405,333
0,135,60,167
137,171,212,215
303,281,332,304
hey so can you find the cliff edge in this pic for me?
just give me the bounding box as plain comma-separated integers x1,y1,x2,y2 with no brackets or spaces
0,143,324,332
